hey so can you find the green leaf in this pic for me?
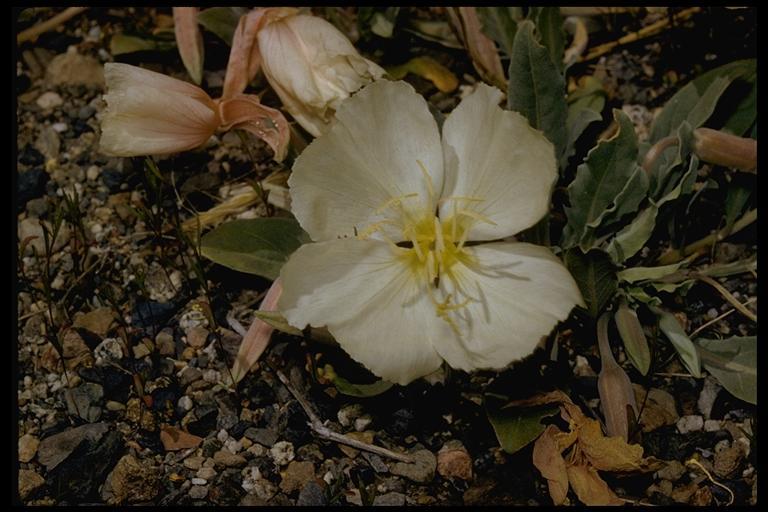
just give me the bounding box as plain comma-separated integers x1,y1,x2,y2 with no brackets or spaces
476,7,523,57
197,7,248,45
532,7,564,71
617,262,683,283
486,399,559,455
563,248,617,319
200,217,309,280
252,310,303,336
507,20,567,161
654,308,701,378
649,280,695,295
562,110,645,250
722,74,756,136
614,301,650,375
604,206,658,264
724,180,752,233
696,336,756,404
561,106,602,170
332,375,394,398
649,59,756,143
110,33,175,55
358,7,400,39
650,121,696,201
626,287,661,307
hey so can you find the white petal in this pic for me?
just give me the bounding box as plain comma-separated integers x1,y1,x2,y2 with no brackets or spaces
439,83,557,241
279,239,446,385
289,80,443,242
100,63,219,156
432,242,583,371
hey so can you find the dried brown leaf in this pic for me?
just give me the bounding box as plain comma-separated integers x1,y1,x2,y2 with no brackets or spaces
576,416,645,472
632,384,678,433
565,463,623,506
447,7,506,89
502,389,574,409
533,425,570,505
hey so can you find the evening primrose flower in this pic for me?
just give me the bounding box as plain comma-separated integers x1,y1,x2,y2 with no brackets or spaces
279,80,584,385
252,8,385,137
100,63,289,161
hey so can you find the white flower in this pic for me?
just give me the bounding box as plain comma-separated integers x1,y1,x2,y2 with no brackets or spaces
255,9,385,137
279,80,584,385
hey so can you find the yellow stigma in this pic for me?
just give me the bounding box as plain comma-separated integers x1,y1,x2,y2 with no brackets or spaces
357,161,497,332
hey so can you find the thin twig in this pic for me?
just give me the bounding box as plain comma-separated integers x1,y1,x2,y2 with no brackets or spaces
271,366,414,463
580,7,701,62
692,274,757,323
686,458,735,506
17,7,88,43
653,372,695,378
689,297,756,339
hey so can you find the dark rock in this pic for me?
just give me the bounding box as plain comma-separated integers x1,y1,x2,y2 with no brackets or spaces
386,408,416,437
278,400,312,446
158,488,183,506
151,383,181,416
244,427,279,448
101,167,124,192
19,146,45,166
229,420,253,439
187,404,219,437
216,393,240,431
155,357,176,376
77,105,96,120
78,365,133,402
209,468,244,505
239,374,276,407
132,300,181,334
135,429,164,453
373,492,406,506
201,438,223,458
18,167,49,209
390,449,437,483
65,382,104,422
297,481,327,506
46,430,124,500
18,469,45,502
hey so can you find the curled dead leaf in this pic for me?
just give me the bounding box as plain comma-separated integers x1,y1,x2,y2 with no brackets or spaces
565,463,623,506
532,425,570,505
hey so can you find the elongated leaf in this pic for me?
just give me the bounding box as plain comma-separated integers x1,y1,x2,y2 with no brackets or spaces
476,7,522,57
197,7,248,45
448,7,506,89
617,262,683,283
562,106,602,170
722,73,756,136
655,308,701,378
507,20,567,160
110,33,175,55
532,7,564,71
563,249,617,319
252,310,302,336
201,217,309,280
626,287,662,307
649,59,756,143
332,375,394,398
696,336,756,404
614,301,651,375
604,206,657,264
724,180,752,232
487,398,559,455
562,110,644,250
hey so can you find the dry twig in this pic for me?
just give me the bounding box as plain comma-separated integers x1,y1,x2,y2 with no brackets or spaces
17,7,88,44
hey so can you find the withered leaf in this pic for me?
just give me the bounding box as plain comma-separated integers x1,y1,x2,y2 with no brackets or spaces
532,425,570,505
565,463,623,506
576,417,645,472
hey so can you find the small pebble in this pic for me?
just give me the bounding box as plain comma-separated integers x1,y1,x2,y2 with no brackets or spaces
196,467,216,480
86,165,100,181
269,441,295,466
188,485,208,500
704,419,721,432
51,122,68,133
191,477,207,486
677,415,704,434
706,308,719,320
178,396,194,412
36,91,63,109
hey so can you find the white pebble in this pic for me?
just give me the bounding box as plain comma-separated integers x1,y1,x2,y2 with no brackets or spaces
269,441,294,466
191,477,207,486
216,429,230,443
86,165,100,181
52,122,68,132
178,396,193,412
677,415,704,434
36,91,63,109
704,419,721,432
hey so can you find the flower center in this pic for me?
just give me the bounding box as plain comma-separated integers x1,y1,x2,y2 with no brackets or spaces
356,161,497,334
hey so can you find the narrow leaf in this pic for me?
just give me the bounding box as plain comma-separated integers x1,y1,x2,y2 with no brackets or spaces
654,308,701,378
597,313,638,440
604,205,657,264
448,7,506,89
332,375,394,398
507,20,567,160
563,248,617,319
614,300,651,375
617,262,683,283
476,7,522,57
197,7,248,45
696,336,756,404
649,59,756,143
252,310,302,336
173,7,204,85
562,110,643,250
200,217,309,280
533,7,565,71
